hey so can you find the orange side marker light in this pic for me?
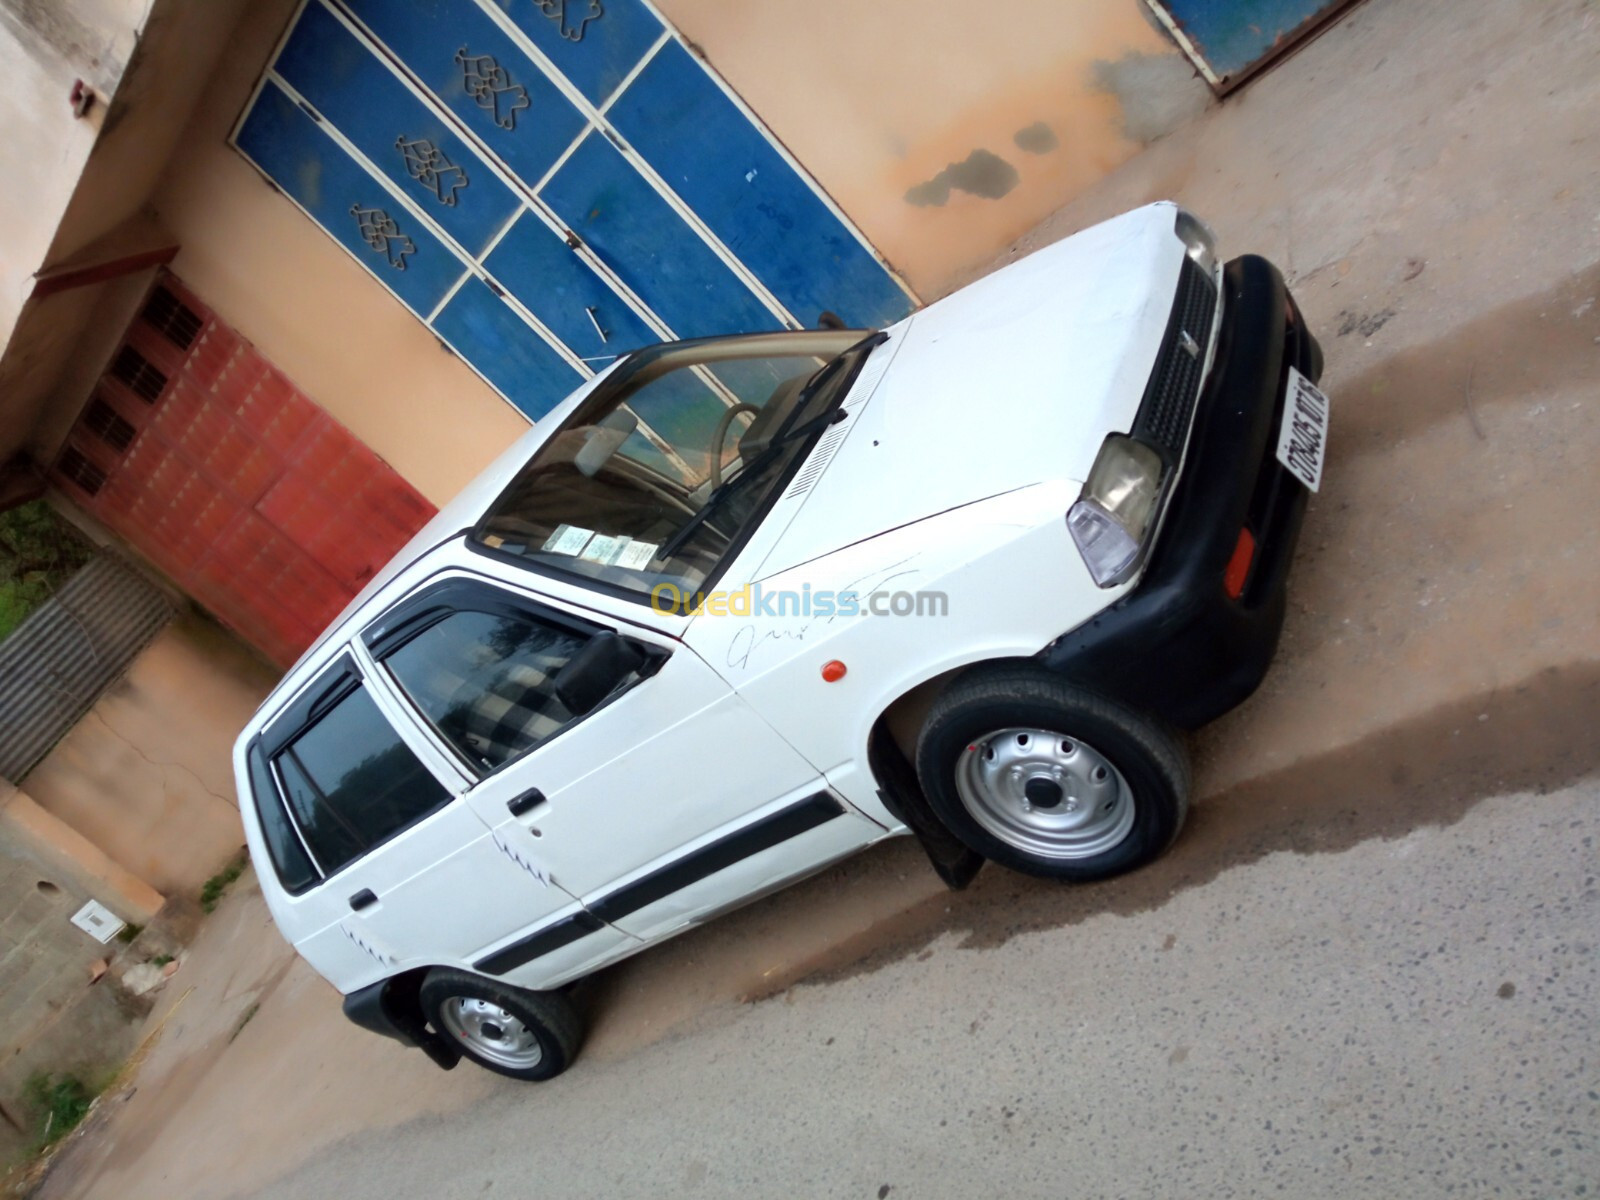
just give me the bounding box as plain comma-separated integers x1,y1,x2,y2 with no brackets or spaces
1224,528,1257,600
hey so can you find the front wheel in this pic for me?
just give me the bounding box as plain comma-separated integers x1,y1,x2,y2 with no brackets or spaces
419,968,584,1082
915,666,1190,883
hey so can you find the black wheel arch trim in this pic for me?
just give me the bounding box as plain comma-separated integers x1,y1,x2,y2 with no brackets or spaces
867,718,983,890
341,972,461,1070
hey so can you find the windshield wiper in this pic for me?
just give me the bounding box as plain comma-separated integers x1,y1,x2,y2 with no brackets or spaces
792,329,888,413
657,331,888,563
655,408,844,562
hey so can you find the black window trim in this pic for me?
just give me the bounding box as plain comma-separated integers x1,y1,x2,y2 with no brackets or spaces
261,653,361,759
363,578,607,661
359,575,670,786
245,736,323,896
252,651,460,893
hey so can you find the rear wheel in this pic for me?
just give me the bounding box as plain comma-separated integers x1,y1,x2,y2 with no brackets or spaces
419,967,583,1081
915,665,1189,882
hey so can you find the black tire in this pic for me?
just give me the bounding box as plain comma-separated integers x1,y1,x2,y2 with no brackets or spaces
914,664,1190,883
419,967,584,1082
1301,328,1326,384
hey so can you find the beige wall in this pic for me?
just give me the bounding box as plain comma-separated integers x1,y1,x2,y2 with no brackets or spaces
22,613,277,899
657,0,1210,298
147,0,529,509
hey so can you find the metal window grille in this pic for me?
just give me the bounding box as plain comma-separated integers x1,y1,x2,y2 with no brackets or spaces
141,286,204,351
0,552,176,780
55,448,107,496
110,346,168,404
82,397,137,454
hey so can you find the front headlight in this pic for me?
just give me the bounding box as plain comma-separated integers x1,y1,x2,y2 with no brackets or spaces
1175,209,1218,277
1066,436,1166,587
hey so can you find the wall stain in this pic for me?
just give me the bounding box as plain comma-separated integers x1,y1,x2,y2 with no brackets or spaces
1012,121,1059,155
904,148,1020,208
1091,48,1212,145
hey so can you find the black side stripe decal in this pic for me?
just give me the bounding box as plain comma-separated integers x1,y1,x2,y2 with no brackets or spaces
589,792,845,925
475,910,604,976
472,792,846,976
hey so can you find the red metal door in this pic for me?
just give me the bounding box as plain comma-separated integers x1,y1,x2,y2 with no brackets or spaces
51,276,436,667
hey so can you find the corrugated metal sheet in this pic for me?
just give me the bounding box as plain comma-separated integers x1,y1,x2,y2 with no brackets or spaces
0,552,175,781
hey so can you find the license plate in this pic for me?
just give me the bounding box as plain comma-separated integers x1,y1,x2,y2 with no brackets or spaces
1275,367,1331,492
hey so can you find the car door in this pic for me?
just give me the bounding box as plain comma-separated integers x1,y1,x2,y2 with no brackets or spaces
250,649,630,992
364,570,885,965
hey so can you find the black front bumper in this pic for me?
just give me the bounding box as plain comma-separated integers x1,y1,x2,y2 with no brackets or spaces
1039,255,1322,731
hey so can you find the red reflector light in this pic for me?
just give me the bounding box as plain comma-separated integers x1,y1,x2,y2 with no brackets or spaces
821,660,848,683
1224,528,1256,600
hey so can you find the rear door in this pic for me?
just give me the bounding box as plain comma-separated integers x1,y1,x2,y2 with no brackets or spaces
363,569,884,969
250,650,631,991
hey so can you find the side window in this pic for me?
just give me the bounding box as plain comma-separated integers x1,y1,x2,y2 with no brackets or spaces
380,608,589,775
271,684,451,877
245,741,317,894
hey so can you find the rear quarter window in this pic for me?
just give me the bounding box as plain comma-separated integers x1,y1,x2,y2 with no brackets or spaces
245,741,317,894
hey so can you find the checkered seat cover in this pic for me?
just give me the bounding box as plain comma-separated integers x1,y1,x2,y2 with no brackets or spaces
380,606,590,773
444,652,576,764
434,643,577,769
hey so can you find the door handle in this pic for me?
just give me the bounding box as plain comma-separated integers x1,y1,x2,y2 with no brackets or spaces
349,888,378,912
507,787,547,818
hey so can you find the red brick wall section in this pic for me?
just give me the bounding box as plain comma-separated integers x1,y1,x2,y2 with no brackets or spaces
51,275,436,667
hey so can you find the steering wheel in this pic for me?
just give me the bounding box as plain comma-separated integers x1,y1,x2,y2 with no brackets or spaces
707,403,760,490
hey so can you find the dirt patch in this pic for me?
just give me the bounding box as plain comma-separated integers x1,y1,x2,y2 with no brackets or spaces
1325,262,1600,455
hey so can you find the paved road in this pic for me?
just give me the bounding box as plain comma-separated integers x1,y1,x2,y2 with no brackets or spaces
248,777,1600,1199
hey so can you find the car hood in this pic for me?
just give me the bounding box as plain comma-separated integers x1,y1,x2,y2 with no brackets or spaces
750,202,1184,581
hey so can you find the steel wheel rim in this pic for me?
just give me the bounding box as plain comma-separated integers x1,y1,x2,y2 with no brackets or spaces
438,996,544,1069
954,726,1136,860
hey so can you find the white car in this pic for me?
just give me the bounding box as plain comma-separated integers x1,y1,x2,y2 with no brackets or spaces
234,203,1329,1081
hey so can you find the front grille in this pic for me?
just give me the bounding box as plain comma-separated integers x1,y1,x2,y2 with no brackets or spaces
1132,257,1218,461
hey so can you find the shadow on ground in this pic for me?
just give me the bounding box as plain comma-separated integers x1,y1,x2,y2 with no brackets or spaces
576,658,1600,1020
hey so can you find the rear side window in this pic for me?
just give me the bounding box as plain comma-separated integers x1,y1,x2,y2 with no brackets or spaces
383,609,587,774
272,684,450,877
245,742,317,894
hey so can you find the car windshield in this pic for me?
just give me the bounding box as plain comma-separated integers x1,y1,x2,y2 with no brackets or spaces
472,330,880,604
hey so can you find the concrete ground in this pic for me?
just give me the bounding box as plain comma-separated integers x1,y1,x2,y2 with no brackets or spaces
24,0,1600,1196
